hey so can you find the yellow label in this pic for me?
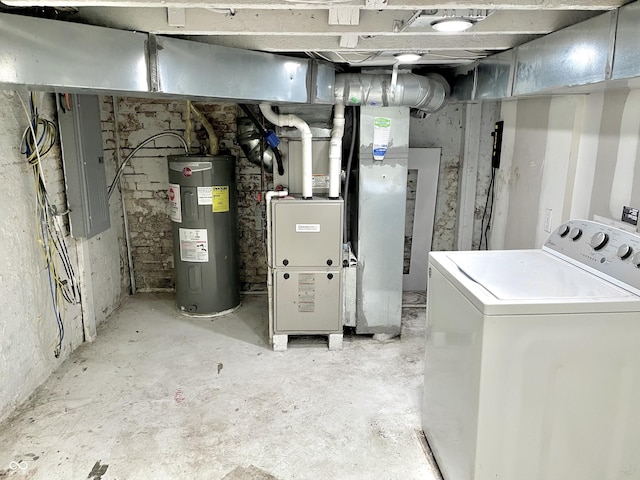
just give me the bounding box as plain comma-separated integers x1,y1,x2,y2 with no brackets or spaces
212,186,229,213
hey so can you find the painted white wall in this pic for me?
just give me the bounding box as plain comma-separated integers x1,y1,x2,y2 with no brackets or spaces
490,89,640,250
0,91,128,423
488,99,518,250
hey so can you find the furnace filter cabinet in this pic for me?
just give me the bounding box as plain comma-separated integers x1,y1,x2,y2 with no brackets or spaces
168,155,240,315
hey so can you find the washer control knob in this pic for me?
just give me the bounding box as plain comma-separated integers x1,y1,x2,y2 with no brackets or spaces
632,252,640,268
617,244,633,260
569,227,583,241
558,224,571,237
590,232,609,251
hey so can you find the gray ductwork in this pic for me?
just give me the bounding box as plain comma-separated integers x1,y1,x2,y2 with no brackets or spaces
0,12,334,104
334,73,449,112
453,0,640,101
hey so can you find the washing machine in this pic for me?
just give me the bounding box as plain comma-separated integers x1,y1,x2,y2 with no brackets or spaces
423,219,640,480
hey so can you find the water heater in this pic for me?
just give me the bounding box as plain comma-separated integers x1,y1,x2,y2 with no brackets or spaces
168,155,240,315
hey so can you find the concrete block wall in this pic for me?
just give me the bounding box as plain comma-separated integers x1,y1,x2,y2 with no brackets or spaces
0,91,128,423
105,97,269,292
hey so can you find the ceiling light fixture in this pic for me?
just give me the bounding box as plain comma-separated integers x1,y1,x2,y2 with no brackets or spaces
394,53,422,63
431,17,474,33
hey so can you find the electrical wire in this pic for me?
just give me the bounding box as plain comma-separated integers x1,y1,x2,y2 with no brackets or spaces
19,92,80,357
107,132,189,200
479,166,496,250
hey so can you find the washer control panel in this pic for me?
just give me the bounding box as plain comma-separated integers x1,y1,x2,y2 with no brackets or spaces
544,219,640,294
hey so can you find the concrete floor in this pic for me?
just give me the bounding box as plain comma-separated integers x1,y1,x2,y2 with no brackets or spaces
0,293,439,480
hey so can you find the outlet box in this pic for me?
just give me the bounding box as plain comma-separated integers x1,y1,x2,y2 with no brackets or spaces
622,206,639,226
544,208,553,233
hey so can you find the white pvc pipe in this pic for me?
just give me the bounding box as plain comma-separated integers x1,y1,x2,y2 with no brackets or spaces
260,103,313,198
329,103,345,199
266,189,289,344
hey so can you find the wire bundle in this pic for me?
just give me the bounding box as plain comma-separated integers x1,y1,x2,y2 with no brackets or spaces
21,93,80,357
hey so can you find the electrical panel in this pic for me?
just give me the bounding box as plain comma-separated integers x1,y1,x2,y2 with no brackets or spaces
57,94,110,239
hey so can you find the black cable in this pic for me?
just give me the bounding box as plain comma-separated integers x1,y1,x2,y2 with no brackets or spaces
239,104,285,176
479,167,496,250
342,106,358,244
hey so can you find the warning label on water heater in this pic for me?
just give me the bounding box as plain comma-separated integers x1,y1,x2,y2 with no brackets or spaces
179,228,209,263
197,186,213,205
168,183,182,223
212,186,230,213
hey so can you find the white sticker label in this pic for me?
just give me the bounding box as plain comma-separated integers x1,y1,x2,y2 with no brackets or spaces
312,174,330,188
179,228,208,263
296,224,321,233
197,186,213,205
168,183,182,223
373,117,391,161
298,273,316,313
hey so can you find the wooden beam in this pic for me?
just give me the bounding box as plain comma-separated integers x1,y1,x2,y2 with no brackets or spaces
2,0,628,10
187,32,539,51
75,7,599,35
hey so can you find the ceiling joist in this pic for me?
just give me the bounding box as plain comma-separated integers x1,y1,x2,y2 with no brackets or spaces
0,0,628,10
76,7,598,36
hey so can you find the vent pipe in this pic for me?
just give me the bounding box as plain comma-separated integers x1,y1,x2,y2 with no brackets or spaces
328,104,345,199
334,73,448,112
259,103,313,199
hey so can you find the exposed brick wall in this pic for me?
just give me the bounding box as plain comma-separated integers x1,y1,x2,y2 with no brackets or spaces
409,103,466,251
404,169,418,274
101,97,269,292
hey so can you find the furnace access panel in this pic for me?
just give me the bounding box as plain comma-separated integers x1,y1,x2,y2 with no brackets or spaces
272,198,343,268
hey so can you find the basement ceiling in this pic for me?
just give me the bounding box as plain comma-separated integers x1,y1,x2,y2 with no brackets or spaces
0,0,632,69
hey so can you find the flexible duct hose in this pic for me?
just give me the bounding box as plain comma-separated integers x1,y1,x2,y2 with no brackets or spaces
238,104,285,175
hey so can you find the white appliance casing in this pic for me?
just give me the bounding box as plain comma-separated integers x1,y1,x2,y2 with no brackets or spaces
423,227,640,480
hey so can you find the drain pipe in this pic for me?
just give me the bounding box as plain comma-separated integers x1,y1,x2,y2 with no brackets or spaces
260,103,313,199
328,103,345,199
266,189,289,343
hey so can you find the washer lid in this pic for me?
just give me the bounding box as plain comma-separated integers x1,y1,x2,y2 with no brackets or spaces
448,250,631,301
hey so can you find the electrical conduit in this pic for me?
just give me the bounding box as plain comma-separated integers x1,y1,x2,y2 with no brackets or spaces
260,103,313,199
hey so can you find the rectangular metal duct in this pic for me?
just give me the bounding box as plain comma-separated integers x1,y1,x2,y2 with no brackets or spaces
154,36,334,104
612,2,640,80
450,67,475,103
0,12,334,104
0,13,149,94
356,106,409,336
513,12,613,96
475,50,514,100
